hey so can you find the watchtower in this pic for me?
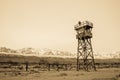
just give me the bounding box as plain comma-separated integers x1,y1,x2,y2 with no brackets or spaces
74,21,96,71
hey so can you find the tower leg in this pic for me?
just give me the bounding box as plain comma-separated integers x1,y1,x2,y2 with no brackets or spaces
77,38,96,71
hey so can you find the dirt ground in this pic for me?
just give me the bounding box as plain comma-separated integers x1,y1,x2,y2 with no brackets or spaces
0,68,120,80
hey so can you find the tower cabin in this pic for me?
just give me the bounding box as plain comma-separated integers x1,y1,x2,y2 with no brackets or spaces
74,21,93,40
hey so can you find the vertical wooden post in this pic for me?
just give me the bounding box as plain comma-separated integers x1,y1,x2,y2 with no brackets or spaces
25,62,29,71
48,64,50,71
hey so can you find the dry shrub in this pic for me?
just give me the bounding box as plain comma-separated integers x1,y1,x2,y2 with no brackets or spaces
4,72,7,75
116,74,120,78
114,70,120,72
59,73,68,77
30,70,39,74
75,73,84,76
92,77,118,80
9,71,21,76
115,74,120,80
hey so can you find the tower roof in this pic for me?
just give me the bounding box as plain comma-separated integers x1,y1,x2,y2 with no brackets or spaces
74,21,93,30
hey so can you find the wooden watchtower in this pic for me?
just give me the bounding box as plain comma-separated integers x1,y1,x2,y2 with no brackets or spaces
74,21,96,71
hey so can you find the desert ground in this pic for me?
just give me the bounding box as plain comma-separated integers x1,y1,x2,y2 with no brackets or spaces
0,54,119,80
0,68,119,80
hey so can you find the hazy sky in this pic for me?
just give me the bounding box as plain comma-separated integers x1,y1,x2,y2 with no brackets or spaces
0,0,120,54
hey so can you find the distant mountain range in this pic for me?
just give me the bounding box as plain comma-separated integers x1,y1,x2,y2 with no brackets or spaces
0,47,120,59
94,51,120,59
0,47,76,58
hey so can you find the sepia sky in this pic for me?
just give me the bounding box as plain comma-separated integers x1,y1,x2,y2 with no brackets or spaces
0,0,120,54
